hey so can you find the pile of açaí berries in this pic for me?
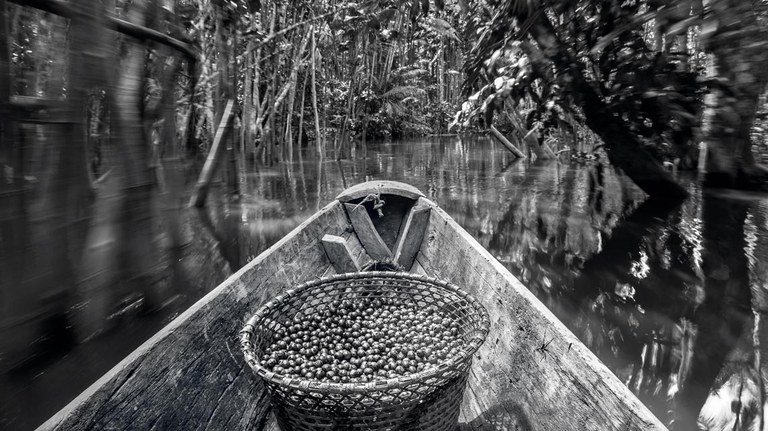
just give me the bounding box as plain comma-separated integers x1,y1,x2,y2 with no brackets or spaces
260,297,466,383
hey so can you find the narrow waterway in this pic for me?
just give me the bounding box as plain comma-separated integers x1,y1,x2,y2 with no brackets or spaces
4,135,768,430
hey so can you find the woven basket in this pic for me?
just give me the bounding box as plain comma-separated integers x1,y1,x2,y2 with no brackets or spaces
241,271,490,431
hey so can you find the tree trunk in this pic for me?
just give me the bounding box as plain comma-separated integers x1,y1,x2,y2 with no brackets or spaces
213,5,238,193
113,0,158,307
523,11,688,199
700,0,768,188
275,30,310,160
0,0,36,366
183,58,197,154
0,0,10,171
297,69,309,154
71,0,123,339
157,19,184,252
311,27,322,155
242,41,253,160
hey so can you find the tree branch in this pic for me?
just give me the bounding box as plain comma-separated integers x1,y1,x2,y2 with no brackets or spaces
8,0,198,59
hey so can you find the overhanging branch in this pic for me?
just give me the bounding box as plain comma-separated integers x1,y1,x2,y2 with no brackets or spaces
8,0,198,60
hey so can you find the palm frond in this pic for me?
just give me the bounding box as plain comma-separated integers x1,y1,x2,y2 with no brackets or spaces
379,85,427,100
426,17,460,42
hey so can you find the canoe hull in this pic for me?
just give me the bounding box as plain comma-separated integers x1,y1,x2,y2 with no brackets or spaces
39,181,666,431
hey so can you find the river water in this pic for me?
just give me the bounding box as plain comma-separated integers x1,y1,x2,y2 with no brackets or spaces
4,135,768,429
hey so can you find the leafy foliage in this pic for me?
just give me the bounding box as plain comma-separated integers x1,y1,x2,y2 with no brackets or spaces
454,0,706,162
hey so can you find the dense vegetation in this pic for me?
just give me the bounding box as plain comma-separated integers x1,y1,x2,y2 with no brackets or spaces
6,1,768,190
456,0,768,194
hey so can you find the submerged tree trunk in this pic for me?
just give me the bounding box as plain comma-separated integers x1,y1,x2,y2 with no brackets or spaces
700,0,768,188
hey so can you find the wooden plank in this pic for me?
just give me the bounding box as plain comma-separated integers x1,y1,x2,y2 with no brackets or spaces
345,227,372,270
190,99,235,208
39,201,351,430
321,234,360,273
392,198,431,271
489,125,526,159
321,229,369,277
336,180,424,203
415,201,666,431
344,203,391,261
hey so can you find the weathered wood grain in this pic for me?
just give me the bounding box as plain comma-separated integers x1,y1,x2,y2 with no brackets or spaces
342,220,371,269
392,198,431,271
321,234,360,273
39,201,352,431
344,203,391,261
320,229,369,277
416,201,667,431
335,180,424,203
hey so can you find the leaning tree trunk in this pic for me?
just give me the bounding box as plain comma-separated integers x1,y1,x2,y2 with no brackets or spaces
212,3,238,194
700,0,768,188
521,9,688,199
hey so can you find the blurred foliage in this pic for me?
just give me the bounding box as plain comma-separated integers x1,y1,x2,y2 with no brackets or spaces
450,0,746,165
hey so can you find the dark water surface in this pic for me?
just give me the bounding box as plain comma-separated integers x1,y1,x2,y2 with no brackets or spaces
4,135,768,430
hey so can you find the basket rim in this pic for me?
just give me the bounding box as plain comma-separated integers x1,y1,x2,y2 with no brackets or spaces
240,271,491,394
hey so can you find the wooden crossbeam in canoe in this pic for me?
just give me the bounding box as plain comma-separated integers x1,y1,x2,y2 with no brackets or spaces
321,234,361,274
344,203,391,261
392,198,431,271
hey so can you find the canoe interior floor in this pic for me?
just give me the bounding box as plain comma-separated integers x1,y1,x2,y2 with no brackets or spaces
258,385,501,431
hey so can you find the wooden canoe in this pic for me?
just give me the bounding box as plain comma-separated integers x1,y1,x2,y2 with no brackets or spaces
39,181,666,431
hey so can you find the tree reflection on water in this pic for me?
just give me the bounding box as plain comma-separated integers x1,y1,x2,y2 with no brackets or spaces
2,135,768,430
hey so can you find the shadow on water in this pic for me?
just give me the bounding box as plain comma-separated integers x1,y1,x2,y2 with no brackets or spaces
485,159,767,430
3,135,768,430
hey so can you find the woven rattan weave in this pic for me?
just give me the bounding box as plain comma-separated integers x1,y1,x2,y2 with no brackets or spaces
241,271,490,431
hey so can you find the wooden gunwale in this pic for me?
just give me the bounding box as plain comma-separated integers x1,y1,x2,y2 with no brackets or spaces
416,197,666,430
38,181,667,431
39,200,361,430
